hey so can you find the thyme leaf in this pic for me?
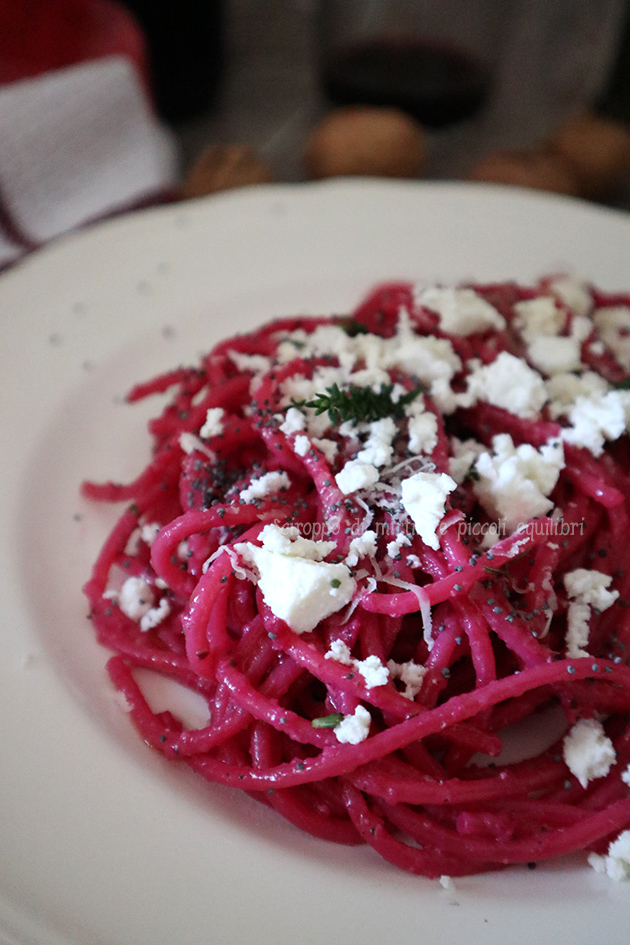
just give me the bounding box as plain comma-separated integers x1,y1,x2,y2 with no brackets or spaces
337,318,370,337
312,712,344,729
303,383,423,425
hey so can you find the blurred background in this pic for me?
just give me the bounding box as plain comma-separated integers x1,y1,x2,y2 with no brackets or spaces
1,0,629,267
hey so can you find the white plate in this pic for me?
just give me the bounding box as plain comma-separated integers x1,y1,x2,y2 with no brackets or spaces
2,180,630,945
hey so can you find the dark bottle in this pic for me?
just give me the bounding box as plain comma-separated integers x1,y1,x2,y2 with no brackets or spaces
119,0,225,123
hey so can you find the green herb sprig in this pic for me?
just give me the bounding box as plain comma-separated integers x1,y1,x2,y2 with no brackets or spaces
312,712,344,729
338,318,370,337
296,383,423,425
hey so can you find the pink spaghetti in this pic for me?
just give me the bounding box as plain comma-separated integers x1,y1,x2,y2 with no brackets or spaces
83,275,630,877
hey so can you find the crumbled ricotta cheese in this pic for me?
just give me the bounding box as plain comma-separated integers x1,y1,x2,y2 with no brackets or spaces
593,305,630,371
563,718,616,789
588,831,630,881
463,352,548,418
255,524,335,560
279,406,306,435
387,659,427,699
312,437,338,464
448,437,485,484
140,522,161,546
473,434,564,534
565,602,591,659
333,705,371,744
293,435,311,457
325,639,353,664
401,471,457,550
549,275,593,318
346,530,378,567
406,554,421,569
356,417,397,468
527,334,583,375
199,406,225,439
239,471,291,503
140,597,171,632
622,763,630,787
417,286,506,336
564,569,619,611
387,531,411,559
335,460,379,495
325,638,389,689
355,654,390,688
439,875,456,890
407,406,438,455
119,576,154,622
228,351,272,377
513,296,565,343
561,389,630,457
545,371,609,419
179,432,205,455
236,526,353,633
237,545,355,635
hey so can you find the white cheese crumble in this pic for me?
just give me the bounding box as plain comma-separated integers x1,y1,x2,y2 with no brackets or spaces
401,471,457,550
588,831,630,881
513,296,565,343
356,417,397,468
333,705,372,744
563,718,616,789
179,432,206,455
279,406,306,435
140,522,161,546
387,532,411,559
545,371,610,419
335,460,380,495
565,602,591,659
325,639,390,689
199,406,225,439
387,659,427,700
293,434,310,457
549,275,593,318
254,524,335,560
448,437,485,484
463,352,548,418
356,654,390,688
235,526,355,634
140,597,171,632
417,286,506,336
312,437,338,464
119,576,154,622
406,400,439,455
527,334,583,376
228,350,272,377
622,762,630,787
561,389,630,457
593,305,630,371
564,569,619,612
473,434,564,534
346,530,378,567
239,470,291,503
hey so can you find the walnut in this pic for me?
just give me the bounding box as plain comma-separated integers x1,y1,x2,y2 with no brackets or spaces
468,148,581,196
546,111,630,200
304,106,426,180
183,144,274,199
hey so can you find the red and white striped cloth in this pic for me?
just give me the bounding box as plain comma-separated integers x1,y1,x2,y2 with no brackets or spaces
0,0,178,268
